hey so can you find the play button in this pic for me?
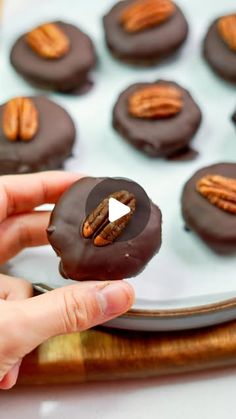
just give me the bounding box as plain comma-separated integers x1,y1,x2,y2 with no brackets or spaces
85,177,151,243
108,197,131,223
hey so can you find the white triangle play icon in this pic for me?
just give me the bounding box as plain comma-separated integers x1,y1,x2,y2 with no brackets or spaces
108,197,130,223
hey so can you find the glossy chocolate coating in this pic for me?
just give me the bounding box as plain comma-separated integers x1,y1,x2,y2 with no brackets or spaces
113,80,202,158
10,21,96,93
47,177,162,281
0,96,76,175
103,0,188,65
182,163,236,254
203,18,236,84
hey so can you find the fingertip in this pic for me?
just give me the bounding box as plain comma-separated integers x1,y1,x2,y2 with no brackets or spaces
0,361,21,390
97,280,135,317
122,280,136,304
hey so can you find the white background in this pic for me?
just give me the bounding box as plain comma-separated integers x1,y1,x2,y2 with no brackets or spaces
1,368,236,419
1,0,236,417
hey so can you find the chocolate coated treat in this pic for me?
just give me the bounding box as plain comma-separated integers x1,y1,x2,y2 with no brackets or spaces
103,0,188,65
113,80,202,158
203,16,236,83
182,163,236,254
10,21,96,93
232,110,236,125
47,177,162,281
0,96,76,175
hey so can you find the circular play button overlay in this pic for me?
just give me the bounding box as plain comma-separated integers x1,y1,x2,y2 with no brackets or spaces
85,177,151,243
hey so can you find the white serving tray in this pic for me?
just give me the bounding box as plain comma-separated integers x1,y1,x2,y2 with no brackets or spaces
1,0,236,331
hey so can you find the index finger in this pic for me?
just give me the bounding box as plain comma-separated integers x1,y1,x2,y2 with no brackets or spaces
0,171,82,222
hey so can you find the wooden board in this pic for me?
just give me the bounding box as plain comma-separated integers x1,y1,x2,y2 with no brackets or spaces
18,320,236,385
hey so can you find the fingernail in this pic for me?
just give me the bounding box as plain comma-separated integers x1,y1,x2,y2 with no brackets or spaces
97,282,134,316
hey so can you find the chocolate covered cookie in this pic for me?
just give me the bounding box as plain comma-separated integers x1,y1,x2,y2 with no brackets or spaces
103,0,188,65
203,13,236,83
10,21,96,93
113,80,202,158
0,96,76,174
182,163,236,254
47,176,162,281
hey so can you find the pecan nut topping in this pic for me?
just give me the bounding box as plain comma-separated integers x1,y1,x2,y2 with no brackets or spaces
120,0,176,33
82,190,136,246
3,97,39,142
196,174,236,214
26,23,70,59
218,14,236,52
128,83,183,119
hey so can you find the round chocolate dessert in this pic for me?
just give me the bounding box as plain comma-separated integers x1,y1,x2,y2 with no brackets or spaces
0,96,76,175
182,163,236,254
10,21,96,93
103,0,188,65
113,80,202,158
203,13,236,83
47,176,162,281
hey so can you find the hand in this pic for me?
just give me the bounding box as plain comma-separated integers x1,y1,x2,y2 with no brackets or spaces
0,172,135,390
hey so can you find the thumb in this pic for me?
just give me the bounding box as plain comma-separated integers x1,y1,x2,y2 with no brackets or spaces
7,280,134,357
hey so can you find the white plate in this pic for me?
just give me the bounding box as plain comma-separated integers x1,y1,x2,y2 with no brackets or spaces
1,0,236,331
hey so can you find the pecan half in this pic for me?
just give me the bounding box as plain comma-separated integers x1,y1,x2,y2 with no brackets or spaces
3,97,39,142
218,14,236,52
196,174,236,214
26,23,70,59
120,0,176,33
128,83,183,119
82,190,136,246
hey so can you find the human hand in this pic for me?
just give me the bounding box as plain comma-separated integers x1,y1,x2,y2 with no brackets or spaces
0,172,135,389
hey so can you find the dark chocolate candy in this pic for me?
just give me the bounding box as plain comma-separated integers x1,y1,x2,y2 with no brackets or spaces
232,110,236,125
203,17,236,84
182,163,236,254
0,96,76,175
167,147,199,161
10,21,96,93
103,0,188,65
113,80,202,158
47,177,162,281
